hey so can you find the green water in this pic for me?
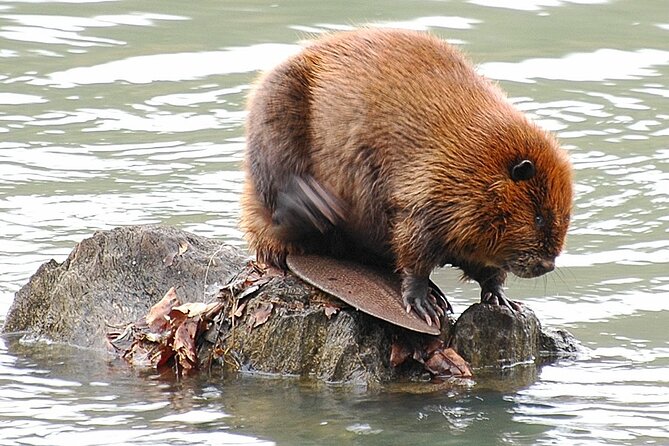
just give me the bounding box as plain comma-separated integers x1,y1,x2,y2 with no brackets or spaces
2,1,669,445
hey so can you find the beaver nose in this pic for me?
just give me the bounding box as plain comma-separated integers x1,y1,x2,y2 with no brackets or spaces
534,259,555,276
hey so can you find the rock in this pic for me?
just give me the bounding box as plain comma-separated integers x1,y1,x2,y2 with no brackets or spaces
2,225,425,386
3,225,580,386
203,270,409,384
539,326,582,358
450,303,582,369
2,225,247,349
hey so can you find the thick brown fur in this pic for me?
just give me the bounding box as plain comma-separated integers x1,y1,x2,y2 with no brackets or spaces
240,29,573,320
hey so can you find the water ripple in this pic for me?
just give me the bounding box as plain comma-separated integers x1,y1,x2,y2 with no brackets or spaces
0,339,272,446
512,362,669,443
480,48,669,83
31,44,299,88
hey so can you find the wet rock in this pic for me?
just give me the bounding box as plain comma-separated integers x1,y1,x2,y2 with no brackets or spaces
450,303,581,369
539,326,582,358
210,275,401,384
3,225,579,386
2,225,421,385
2,225,247,349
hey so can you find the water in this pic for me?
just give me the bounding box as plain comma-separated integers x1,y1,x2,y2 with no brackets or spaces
1,0,668,444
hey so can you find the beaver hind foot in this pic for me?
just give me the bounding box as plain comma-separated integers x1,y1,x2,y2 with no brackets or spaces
273,175,346,238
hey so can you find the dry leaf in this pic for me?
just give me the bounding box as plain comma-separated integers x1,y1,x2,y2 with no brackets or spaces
232,301,247,319
152,343,177,368
144,331,168,343
172,301,219,318
440,348,473,378
423,337,444,356
390,341,412,367
237,284,261,300
251,302,273,328
425,347,473,378
203,301,224,319
112,284,226,373
146,287,181,333
223,261,276,297
123,340,174,369
122,341,153,367
173,317,199,370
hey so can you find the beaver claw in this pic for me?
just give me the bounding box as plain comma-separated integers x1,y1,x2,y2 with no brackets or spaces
402,274,452,328
481,290,522,312
429,279,454,314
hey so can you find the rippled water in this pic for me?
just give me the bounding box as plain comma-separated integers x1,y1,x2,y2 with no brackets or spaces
1,1,669,445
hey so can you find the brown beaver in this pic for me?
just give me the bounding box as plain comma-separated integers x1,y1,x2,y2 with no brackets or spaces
240,28,573,327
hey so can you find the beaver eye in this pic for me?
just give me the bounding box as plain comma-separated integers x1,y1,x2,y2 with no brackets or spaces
535,215,545,228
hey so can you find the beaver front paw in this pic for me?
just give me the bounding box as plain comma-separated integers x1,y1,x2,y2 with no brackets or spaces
401,274,452,328
481,287,522,312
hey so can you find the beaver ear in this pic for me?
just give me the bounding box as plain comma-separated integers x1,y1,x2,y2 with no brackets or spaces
511,159,536,182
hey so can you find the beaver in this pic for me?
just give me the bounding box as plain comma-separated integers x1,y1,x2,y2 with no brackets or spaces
240,28,573,327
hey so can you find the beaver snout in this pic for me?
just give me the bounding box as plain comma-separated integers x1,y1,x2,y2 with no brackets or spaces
532,259,555,276
511,258,555,278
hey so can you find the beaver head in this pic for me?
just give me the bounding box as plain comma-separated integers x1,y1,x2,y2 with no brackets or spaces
477,124,573,279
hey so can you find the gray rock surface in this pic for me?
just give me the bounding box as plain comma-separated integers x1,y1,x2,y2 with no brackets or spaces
216,278,399,383
451,303,581,368
2,225,246,348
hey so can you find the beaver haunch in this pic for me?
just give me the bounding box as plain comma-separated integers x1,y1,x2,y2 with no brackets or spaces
240,29,573,326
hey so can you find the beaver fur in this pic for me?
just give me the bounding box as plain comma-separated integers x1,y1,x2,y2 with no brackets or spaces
240,28,573,326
